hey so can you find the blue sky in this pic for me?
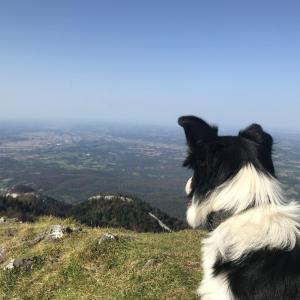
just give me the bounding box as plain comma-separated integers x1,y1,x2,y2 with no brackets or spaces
0,0,299,130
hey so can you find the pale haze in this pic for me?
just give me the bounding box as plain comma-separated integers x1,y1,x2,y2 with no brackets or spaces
0,0,300,130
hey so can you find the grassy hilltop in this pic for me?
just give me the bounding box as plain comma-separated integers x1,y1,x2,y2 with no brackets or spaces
0,217,204,299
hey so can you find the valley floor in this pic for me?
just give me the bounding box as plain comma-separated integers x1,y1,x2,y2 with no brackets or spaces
0,217,204,299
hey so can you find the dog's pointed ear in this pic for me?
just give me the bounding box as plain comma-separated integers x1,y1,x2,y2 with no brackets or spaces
178,116,218,148
239,124,273,152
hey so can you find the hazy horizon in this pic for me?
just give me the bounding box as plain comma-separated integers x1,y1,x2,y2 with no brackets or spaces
2,118,300,137
1,1,300,130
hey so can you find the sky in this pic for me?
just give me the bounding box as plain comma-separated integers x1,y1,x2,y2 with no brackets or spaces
0,0,300,130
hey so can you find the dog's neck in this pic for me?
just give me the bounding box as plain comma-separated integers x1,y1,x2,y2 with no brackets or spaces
186,164,287,230
206,210,233,231
204,164,286,230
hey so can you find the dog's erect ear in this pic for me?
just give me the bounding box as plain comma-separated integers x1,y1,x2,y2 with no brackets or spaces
178,116,218,148
239,124,273,152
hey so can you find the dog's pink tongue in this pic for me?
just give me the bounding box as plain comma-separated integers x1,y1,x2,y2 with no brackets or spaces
187,200,192,208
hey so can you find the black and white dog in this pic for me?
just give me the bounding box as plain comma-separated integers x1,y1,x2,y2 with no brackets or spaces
178,115,300,300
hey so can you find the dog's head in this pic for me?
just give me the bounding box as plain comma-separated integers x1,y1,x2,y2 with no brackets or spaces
178,115,275,229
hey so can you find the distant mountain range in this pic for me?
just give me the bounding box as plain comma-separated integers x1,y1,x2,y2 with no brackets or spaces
0,185,186,232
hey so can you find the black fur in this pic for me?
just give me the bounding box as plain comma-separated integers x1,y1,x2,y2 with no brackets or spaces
178,116,275,202
214,246,300,300
206,210,232,231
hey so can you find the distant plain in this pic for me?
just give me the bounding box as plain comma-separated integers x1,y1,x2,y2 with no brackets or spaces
1,122,300,219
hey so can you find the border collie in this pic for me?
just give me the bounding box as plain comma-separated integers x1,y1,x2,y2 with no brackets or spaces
178,115,300,300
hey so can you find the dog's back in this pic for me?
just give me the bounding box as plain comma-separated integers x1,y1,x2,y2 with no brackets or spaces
201,204,300,300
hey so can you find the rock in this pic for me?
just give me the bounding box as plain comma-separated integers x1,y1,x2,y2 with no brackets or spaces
64,227,73,234
3,256,43,270
143,258,161,269
12,258,26,268
28,233,47,245
48,225,83,239
0,247,6,263
49,225,64,239
0,217,19,224
64,226,82,234
3,259,15,270
26,225,82,245
98,233,118,244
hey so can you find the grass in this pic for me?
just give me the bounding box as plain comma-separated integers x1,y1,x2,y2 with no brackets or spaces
0,217,205,299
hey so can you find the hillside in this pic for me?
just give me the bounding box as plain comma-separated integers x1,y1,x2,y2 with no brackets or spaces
0,186,186,232
70,194,185,232
0,217,204,299
0,187,71,221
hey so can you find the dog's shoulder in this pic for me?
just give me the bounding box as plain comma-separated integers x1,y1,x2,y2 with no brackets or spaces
205,202,300,261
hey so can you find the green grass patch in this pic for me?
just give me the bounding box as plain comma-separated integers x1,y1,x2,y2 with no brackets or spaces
0,217,204,299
